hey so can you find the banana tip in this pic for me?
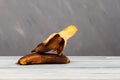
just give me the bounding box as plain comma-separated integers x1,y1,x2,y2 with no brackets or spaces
67,25,78,31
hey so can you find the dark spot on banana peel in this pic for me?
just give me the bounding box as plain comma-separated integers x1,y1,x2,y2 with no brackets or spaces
31,43,50,53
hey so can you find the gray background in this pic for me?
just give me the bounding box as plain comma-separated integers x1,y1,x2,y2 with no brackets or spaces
0,0,120,56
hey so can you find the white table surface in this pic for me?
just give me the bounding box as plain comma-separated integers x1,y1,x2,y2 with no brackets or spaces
1,56,120,80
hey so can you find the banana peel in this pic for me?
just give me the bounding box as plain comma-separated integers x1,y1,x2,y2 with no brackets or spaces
17,25,77,65
17,53,70,65
31,25,78,56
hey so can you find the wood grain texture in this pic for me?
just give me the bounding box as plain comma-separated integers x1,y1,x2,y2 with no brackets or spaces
0,56,120,80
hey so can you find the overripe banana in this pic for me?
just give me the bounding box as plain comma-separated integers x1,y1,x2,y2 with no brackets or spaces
31,25,78,56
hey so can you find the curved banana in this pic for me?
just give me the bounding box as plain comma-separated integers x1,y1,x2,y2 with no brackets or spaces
31,25,78,56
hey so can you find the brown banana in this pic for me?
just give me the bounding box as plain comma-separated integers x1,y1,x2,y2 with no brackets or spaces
31,25,78,56
17,53,70,65
17,25,77,65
